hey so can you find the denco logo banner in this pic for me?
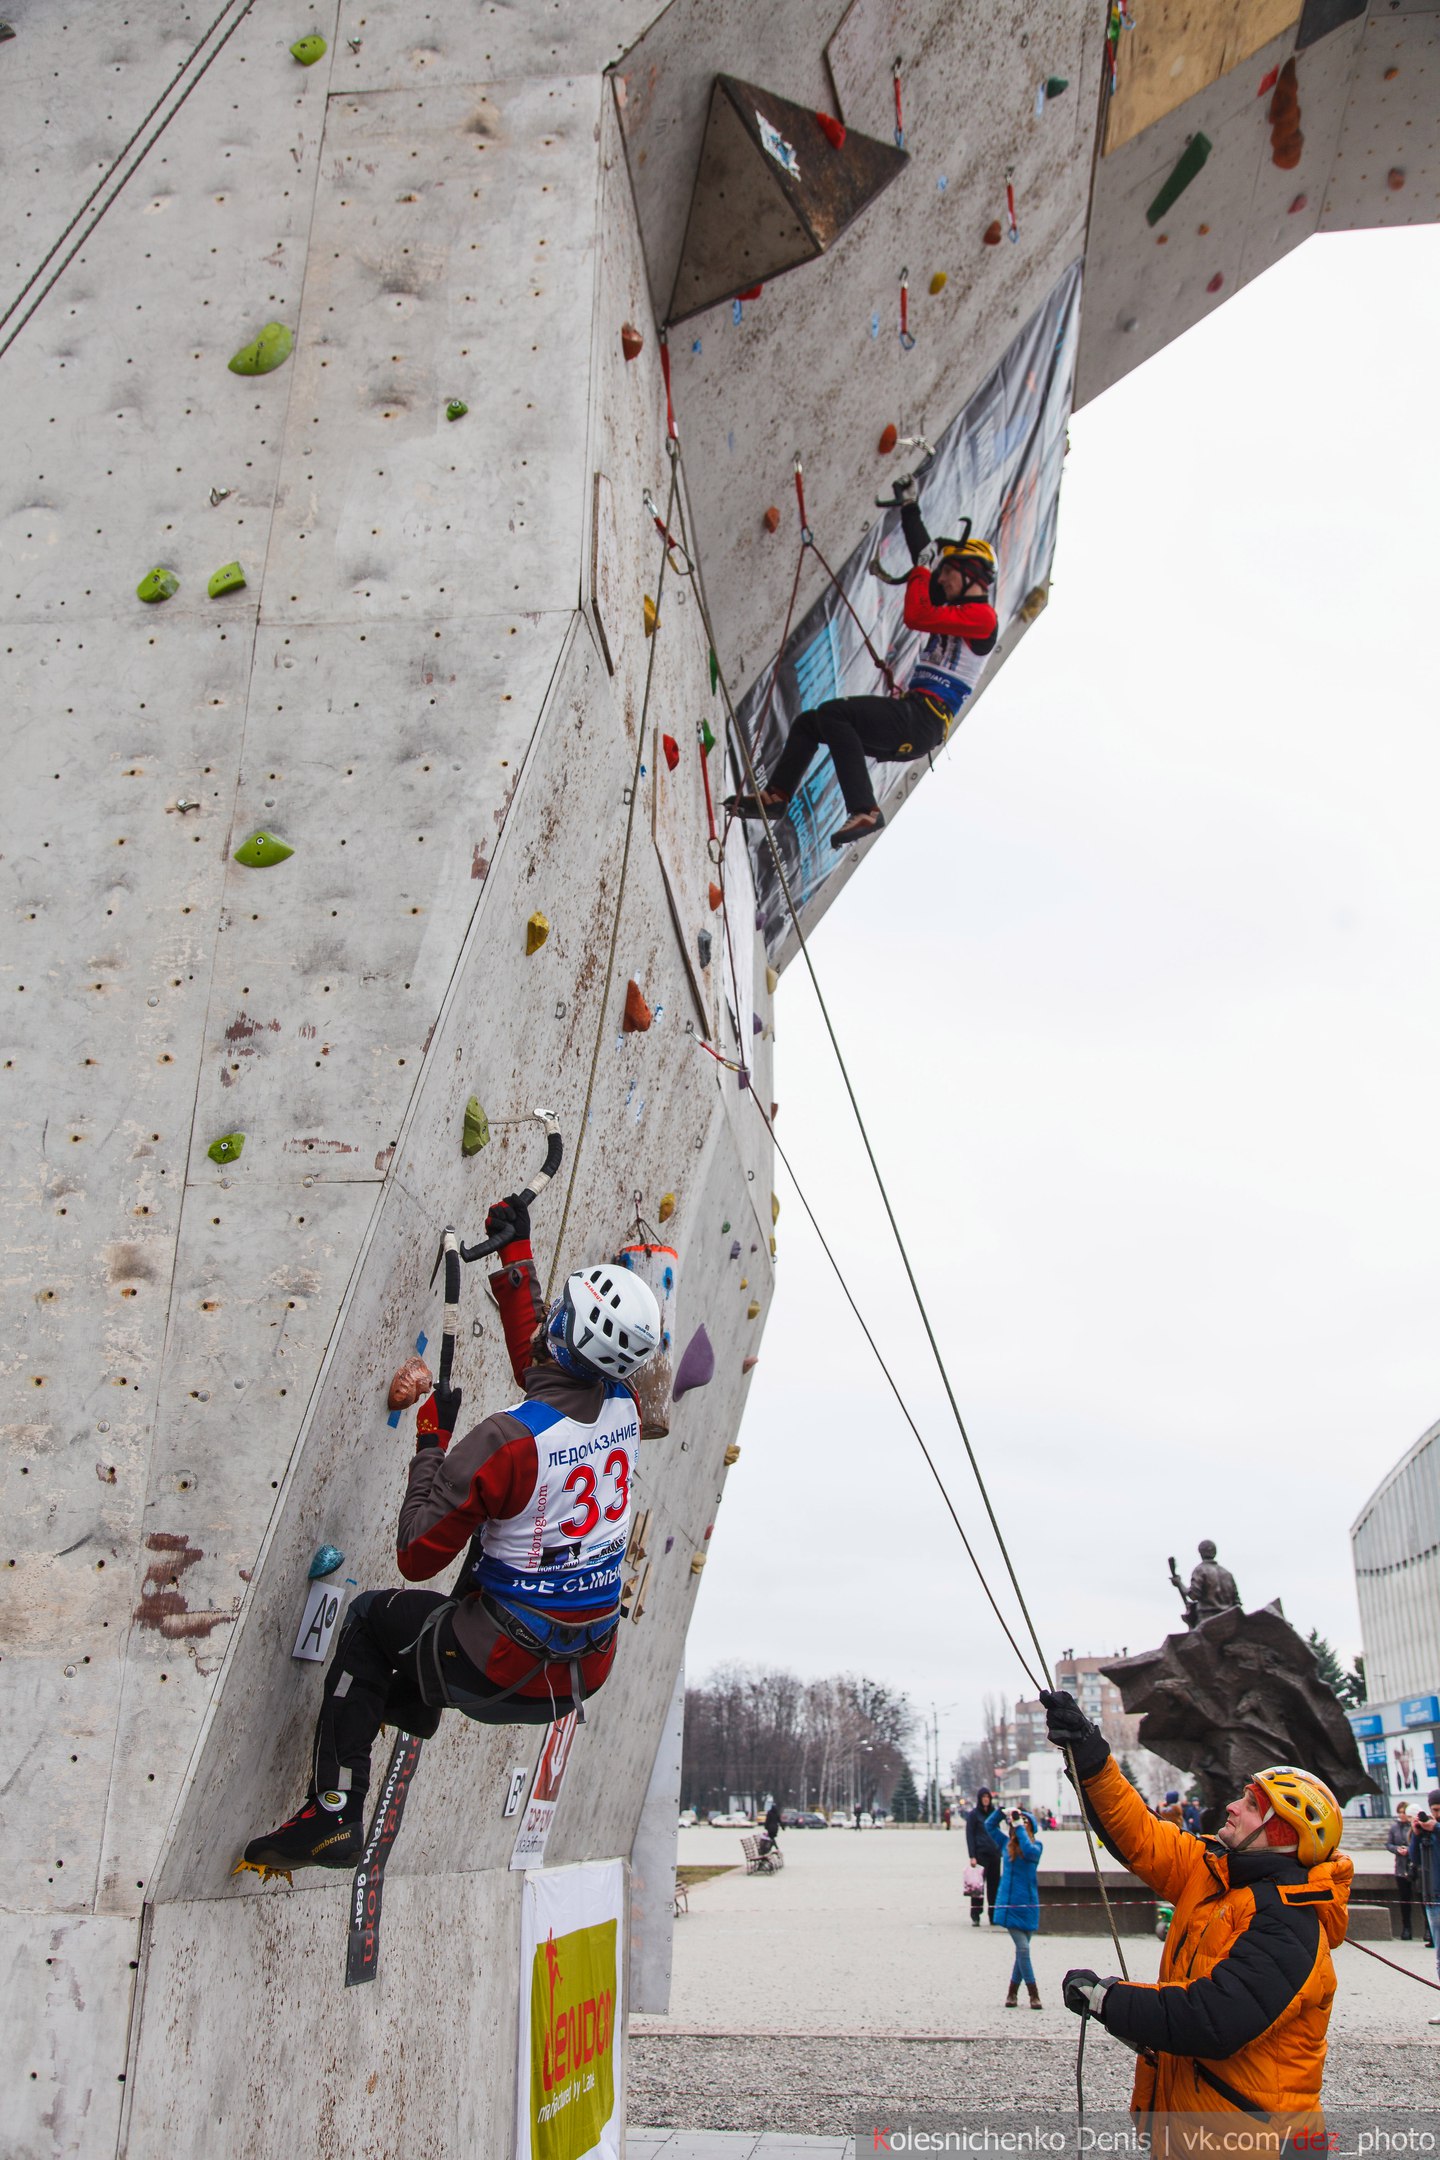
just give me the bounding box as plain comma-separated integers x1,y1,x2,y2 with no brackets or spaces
516,1858,626,2160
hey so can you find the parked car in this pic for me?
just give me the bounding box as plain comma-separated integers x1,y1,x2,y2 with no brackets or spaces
798,1812,828,1828
678,1809,697,1828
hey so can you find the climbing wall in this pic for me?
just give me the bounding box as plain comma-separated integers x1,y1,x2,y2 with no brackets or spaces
1,7,774,2154
1076,0,1440,408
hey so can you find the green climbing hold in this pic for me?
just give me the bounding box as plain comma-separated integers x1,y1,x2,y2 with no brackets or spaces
290,34,327,64
1044,76,1069,97
207,561,247,598
462,1095,490,1156
700,719,716,756
709,647,720,696
136,566,178,604
233,830,294,868
207,1132,245,1164
228,322,294,376
445,399,469,422
1146,133,1212,228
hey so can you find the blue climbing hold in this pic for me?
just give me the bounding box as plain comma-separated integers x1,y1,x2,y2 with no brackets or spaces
308,1544,345,1580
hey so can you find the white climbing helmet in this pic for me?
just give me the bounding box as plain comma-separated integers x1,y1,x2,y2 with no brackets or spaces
552,1264,661,1380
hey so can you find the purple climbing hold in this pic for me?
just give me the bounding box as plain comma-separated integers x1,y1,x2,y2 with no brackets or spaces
672,1324,715,1400
752,1012,763,1035
729,1239,742,1260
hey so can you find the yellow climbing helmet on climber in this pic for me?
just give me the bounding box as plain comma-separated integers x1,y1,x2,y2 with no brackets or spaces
939,536,997,586
1250,1765,1343,1865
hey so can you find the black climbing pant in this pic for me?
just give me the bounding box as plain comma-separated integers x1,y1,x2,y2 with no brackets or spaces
766,693,944,815
312,1586,580,1799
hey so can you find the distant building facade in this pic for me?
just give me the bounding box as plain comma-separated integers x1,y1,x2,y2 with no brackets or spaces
1348,1419,1440,1815
992,1659,1185,1815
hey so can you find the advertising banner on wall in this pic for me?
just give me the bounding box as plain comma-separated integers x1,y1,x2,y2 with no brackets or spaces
516,1858,626,2160
737,259,1082,961
1385,1729,1430,1801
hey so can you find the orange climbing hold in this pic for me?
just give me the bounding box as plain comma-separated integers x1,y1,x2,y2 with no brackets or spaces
815,111,846,150
662,733,680,771
763,506,781,534
877,423,898,455
1268,58,1303,172
708,881,723,912
983,219,1002,246
388,1356,434,1411
622,979,653,1033
621,322,644,361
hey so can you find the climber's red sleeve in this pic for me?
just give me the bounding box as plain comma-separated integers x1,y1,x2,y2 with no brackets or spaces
396,1411,540,1579
903,565,998,646
489,1243,546,1390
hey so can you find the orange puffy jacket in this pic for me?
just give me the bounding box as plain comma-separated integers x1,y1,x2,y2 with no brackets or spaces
1082,1755,1351,2128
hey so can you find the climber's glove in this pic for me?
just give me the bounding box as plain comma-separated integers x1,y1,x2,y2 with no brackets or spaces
1039,1688,1111,1779
485,1193,531,1249
415,1380,463,1451
1063,1969,1117,2021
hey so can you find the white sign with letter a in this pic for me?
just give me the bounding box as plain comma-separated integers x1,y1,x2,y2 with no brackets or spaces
292,1578,346,1662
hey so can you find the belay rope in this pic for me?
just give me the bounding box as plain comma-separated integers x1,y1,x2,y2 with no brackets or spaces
668,435,1134,1995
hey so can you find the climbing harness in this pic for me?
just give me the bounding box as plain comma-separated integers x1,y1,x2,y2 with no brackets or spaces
0,0,260,362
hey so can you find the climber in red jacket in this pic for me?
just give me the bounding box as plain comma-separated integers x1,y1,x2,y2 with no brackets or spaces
726,476,999,848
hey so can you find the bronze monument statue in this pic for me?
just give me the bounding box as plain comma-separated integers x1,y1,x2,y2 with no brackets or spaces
1167,1538,1241,1628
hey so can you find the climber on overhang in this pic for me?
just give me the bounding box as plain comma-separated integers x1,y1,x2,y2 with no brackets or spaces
240,1196,662,1876
726,472,999,848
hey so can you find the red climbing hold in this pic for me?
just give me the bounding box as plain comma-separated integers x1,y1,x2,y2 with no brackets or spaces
736,285,763,302
620,322,644,361
877,423,898,455
815,111,846,151
623,979,654,1033
742,1356,760,1373
982,219,1002,246
1256,65,1278,97
662,733,680,771
708,881,723,913
763,505,781,533
1206,272,1224,294
1289,193,1308,215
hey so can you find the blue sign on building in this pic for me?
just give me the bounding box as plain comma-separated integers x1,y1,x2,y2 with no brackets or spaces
1348,1711,1384,1738
1363,1738,1388,1768
1400,1695,1440,1729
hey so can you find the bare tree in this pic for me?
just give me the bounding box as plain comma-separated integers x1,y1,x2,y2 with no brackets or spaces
980,1692,1011,1784
681,1665,917,1816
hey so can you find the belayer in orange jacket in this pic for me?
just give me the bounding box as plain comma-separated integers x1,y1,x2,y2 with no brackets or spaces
1041,1687,1351,2134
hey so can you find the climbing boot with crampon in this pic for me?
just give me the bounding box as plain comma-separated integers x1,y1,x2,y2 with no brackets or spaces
237,1789,363,1880
724,789,788,821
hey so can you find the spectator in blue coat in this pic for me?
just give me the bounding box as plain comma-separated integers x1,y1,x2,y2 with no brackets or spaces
966,1788,1004,1924
988,1803,1044,2009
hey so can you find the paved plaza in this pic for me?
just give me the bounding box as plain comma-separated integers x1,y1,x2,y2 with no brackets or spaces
629,1823,1440,2142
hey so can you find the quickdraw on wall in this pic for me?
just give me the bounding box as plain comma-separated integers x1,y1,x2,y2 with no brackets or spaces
618,1204,678,1438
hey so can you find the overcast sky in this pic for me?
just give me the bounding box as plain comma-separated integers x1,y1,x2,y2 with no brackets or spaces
684,224,1440,1775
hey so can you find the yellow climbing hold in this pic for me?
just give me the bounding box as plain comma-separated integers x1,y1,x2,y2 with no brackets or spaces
462,1096,490,1155
290,34,327,64
746,1299,761,1319
690,1553,707,1575
929,271,948,295
525,910,550,955
228,322,294,376
657,1192,676,1224
765,964,778,995
724,1443,741,1465
770,1192,780,1225
643,595,659,637
233,830,293,868
739,1277,748,1290
770,1235,777,1258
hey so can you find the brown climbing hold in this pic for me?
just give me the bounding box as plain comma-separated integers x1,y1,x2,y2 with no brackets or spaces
1272,136,1303,170
1384,67,1399,81
982,219,1002,246
1197,224,1210,236
1387,168,1405,192
878,423,898,455
708,881,723,912
388,1356,434,1411
763,505,781,534
620,322,643,361
1206,273,1224,294
622,979,653,1033
1268,58,1303,171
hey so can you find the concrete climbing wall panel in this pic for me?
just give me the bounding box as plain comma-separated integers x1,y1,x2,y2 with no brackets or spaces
0,0,334,630
328,0,668,94
1075,14,1365,409
1318,10,1440,233
123,1873,521,2159
259,77,602,624
615,0,1108,700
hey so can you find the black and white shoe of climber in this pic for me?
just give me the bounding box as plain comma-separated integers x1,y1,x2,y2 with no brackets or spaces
238,1789,363,1878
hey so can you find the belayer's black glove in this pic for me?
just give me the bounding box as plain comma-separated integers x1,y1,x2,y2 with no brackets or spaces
1062,1968,1116,2020
1039,1688,1110,1778
485,1193,531,1248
